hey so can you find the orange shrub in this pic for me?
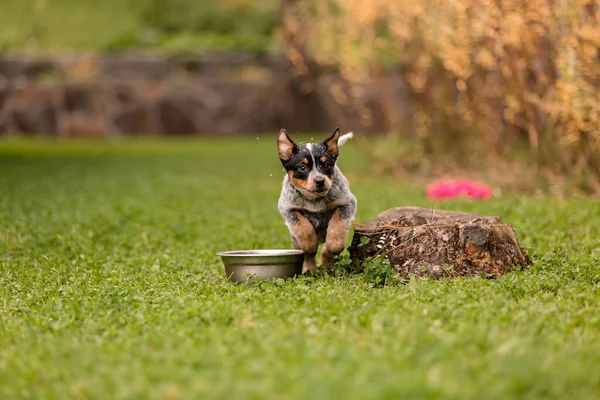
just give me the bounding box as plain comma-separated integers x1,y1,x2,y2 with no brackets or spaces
285,0,600,192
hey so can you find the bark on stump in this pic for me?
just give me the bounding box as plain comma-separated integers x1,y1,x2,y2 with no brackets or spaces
348,207,532,279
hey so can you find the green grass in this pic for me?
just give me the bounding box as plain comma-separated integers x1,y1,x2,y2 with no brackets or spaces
1,138,599,399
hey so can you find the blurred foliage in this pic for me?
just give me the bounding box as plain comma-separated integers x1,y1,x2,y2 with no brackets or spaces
1,0,598,193
137,0,278,55
287,0,600,193
0,0,138,52
0,0,278,55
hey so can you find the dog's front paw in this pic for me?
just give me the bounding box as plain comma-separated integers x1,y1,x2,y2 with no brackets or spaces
302,255,317,274
320,249,338,269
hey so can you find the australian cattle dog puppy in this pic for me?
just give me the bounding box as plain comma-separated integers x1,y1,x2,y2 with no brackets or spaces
277,127,357,273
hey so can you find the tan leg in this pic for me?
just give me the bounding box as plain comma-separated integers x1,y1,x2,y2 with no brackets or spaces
321,209,351,268
302,253,317,273
288,212,318,273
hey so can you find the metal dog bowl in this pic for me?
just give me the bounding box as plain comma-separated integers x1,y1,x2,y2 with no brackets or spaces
217,249,305,283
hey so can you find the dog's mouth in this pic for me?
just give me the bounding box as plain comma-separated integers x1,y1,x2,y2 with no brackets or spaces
288,177,330,198
306,188,329,197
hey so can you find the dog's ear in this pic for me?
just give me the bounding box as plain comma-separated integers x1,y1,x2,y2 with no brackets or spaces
322,127,341,157
278,129,298,162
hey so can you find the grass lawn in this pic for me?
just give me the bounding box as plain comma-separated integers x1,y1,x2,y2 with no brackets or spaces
1,138,599,399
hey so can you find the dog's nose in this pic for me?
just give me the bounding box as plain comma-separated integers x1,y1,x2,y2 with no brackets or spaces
315,177,325,187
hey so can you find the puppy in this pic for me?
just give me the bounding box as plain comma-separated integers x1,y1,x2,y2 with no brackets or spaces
277,127,357,273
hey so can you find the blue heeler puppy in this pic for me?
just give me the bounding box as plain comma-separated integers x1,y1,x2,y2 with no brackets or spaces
277,127,357,273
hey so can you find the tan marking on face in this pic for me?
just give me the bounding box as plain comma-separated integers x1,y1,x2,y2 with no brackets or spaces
302,158,309,165
321,156,327,163
288,171,311,192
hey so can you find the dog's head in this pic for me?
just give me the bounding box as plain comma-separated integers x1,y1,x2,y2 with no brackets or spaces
278,127,341,200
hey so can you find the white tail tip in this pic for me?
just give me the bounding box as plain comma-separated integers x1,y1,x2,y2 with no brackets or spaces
338,132,354,147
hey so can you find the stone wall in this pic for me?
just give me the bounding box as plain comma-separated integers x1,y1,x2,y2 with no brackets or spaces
0,53,411,137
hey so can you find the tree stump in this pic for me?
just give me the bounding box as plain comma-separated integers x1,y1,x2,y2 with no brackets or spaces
348,207,532,279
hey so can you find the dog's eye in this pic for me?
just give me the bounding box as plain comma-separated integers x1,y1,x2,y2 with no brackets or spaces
297,165,308,173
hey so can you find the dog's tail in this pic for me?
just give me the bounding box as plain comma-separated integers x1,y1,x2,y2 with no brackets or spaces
338,132,354,147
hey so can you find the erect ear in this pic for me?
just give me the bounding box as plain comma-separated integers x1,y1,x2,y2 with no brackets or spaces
322,127,341,157
278,129,297,162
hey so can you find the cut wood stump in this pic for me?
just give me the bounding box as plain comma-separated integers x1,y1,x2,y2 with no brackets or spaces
348,207,532,279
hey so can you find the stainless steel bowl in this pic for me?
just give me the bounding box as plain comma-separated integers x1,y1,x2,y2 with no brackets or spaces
217,249,305,283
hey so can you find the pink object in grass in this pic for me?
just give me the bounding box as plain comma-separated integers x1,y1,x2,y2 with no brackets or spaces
426,179,493,200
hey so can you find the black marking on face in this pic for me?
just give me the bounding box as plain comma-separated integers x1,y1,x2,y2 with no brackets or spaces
283,147,312,181
280,144,337,177
308,143,337,178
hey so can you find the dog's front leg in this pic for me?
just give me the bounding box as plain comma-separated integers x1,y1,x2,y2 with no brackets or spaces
286,211,318,273
321,207,353,268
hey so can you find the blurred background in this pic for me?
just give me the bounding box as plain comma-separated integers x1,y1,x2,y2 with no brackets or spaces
0,0,598,195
